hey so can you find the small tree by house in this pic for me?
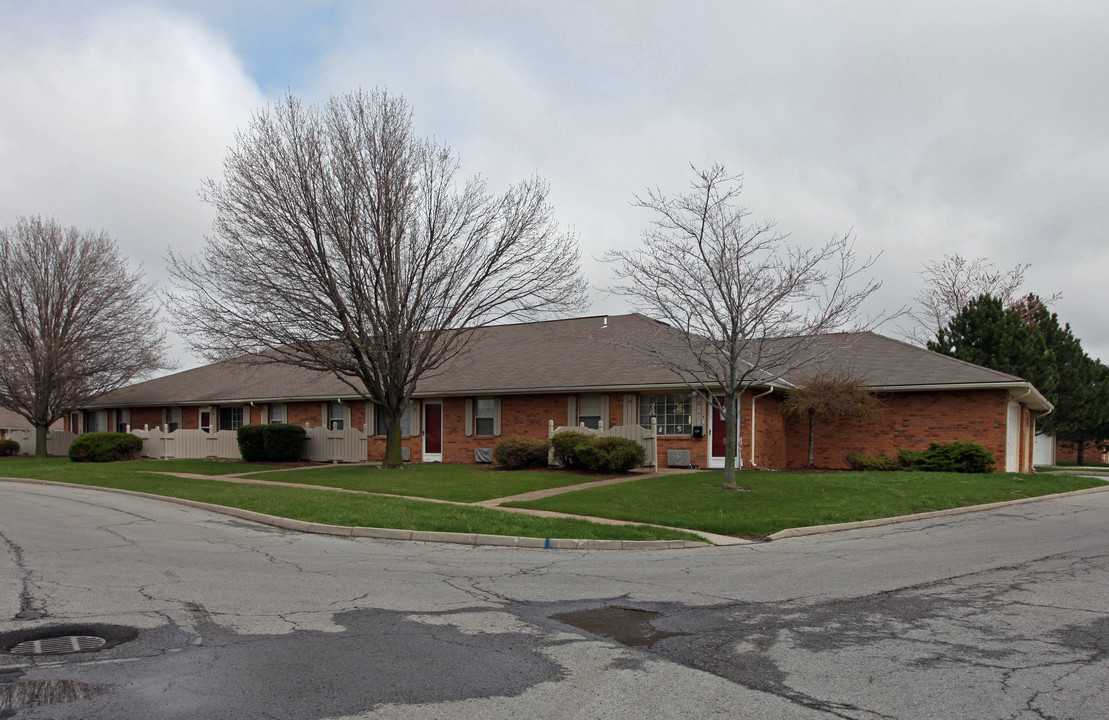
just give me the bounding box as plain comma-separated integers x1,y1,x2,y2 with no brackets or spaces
779,374,883,469
603,164,882,487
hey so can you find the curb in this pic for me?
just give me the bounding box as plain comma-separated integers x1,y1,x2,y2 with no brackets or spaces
0,477,709,550
765,483,1109,540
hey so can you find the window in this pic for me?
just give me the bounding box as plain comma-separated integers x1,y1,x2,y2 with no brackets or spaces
474,398,496,436
83,411,99,433
116,409,130,433
328,402,345,430
167,408,181,432
639,393,692,435
375,404,412,436
269,404,286,424
578,395,603,429
218,407,243,431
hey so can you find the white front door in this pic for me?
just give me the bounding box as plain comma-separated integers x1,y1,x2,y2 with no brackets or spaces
1006,401,1020,472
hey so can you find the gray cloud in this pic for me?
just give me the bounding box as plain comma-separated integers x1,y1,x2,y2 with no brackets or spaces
3,0,1107,365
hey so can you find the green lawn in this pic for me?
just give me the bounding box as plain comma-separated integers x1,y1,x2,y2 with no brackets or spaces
0,458,698,542
2,458,1103,543
504,469,1108,539
242,462,600,502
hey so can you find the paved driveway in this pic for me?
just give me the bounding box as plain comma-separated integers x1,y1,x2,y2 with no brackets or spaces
2,481,1108,718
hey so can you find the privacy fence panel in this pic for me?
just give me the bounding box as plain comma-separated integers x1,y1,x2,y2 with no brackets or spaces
303,426,368,463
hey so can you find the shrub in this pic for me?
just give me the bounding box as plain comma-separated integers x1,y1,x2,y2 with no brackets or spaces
574,436,646,473
69,432,143,462
845,450,900,471
0,438,20,456
237,424,267,462
493,436,550,469
550,431,594,470
898,441,995,473
262,423,307,462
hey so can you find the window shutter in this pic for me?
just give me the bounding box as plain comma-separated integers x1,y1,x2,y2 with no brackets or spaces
624,394,636,427
321,403,328,429
600,395,610,429
493,398,502,436
567,396,577,427
410,401,421,436
465,398,474,437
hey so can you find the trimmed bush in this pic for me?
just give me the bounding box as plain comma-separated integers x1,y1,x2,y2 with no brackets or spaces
550,432,646,473
575,436,646,473
0,438,20,456
493,436,550,469
899,441,995,473
262,423,307,462
237,424,267,462
550,431,594,470
69,432,143,462
845,450,899,471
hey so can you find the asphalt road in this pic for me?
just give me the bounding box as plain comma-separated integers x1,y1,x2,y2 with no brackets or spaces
1,480,1108,719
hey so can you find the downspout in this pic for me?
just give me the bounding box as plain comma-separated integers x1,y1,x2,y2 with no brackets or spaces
749,387,774,467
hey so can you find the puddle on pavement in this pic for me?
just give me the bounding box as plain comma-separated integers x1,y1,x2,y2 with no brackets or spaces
0,678,114,712
550,606,690,648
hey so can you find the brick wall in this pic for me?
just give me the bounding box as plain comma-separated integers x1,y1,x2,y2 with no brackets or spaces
1055,438,1108,465
129,407,163,431
775,389,1012,471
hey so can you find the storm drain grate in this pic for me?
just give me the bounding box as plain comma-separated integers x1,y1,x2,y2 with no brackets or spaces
9,635,107,656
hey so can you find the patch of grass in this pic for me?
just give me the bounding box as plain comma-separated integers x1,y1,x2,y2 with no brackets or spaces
243,463,600,502
0,458,698,542
505,469,1108,539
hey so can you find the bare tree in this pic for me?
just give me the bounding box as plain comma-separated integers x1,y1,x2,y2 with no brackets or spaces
779,372,883,469
0,216,170,456
905,253,1059,345
168,90,587,467
604,164,881,487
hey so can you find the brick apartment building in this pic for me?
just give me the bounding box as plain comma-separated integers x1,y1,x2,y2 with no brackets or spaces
75,314,1052,472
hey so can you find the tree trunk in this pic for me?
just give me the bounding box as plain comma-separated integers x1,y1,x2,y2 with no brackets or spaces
722,393,738,488
383,413,405,469
806,410,815,469
1076,438,1087,466
34,423,48,458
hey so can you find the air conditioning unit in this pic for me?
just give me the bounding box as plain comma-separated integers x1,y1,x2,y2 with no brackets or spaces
474,447,493,464
401,447,411,462
667,449,691,467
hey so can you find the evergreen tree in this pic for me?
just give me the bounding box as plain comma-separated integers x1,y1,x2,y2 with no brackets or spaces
928,294,1057,399
932,293,1109,465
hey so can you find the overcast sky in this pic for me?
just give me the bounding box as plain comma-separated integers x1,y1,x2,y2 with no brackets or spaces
2,0,1107,368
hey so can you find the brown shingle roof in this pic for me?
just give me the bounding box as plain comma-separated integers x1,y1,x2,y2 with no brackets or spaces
86,314,1045,408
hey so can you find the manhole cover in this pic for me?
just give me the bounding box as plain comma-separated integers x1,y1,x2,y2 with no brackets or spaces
9,636,107,656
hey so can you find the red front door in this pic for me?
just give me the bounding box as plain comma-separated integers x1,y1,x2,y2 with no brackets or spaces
424,403,442,455
711,398,727,458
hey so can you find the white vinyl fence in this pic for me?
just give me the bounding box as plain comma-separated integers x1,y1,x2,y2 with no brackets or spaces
548,419,658,470
302,426,368,463
5,429,77,457
131,425,368,463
